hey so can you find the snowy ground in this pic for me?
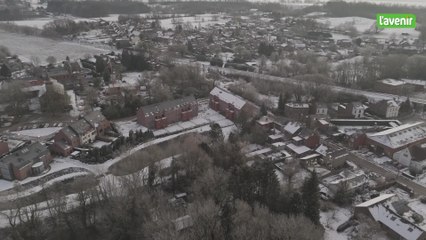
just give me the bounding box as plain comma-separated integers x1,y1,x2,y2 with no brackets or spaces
0,158,96,193
408,200,426,231
121,72,143,86
320,206,353,240
0,30,110,65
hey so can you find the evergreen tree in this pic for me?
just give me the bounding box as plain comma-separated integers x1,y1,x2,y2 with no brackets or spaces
147,162,156,189
220,198,235,240
257,162,280,210
289,192,303,216
210,123,224,143
400,98,412,114
278,93,285,114
0,64,11,78
95,56,106,74
103,69,111,84
260,103,267,116
302,170,320,225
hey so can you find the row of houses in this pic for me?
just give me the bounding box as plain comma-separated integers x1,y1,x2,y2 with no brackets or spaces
51,111,111,156
285,99,402,120
136,87,257,129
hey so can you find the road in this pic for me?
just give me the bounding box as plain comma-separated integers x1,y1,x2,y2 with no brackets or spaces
182,61,426,105
350,152,426,197
325,140,426,197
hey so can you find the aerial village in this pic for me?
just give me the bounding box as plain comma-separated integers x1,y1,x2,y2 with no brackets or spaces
2,0,426,239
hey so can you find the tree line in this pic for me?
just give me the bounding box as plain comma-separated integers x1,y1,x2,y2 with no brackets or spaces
47,0,151,18
1,127,324,240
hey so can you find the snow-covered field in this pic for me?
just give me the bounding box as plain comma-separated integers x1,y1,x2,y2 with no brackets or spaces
320,206,353,240
121,72,142,86
2,17,95,30
316,17,420,40
0,30,110,64
11,127,61,138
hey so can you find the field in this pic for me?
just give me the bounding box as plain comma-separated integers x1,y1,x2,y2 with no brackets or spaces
0,30,110,64
316,16,420,40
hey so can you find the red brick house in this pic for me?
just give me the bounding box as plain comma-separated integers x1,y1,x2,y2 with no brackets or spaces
209,87,256,121
51,111,111,156
0,142,52,181
366,122,426,158
137,96,198,129
285,103,310,120
299,129,320,149
0,141,9,157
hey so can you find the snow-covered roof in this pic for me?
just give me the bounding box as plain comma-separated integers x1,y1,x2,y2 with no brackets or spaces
292,136,303,141
285,103,309,109
245,147,272,158
269,134,284,140
284,122,301,135
210,87,246,110
300,153,320,160
272,142,286,148
402,79,426,87
356,194,395,207
380,78,406,86
286,143,311,155
315,144,328,156
368,204,424,240
367,122,426,149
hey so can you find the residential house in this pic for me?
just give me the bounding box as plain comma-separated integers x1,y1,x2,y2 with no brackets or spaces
311,102,328,116
137,96,198,129
393,143,426,167
323,149,351,169
283,121,302,137
209,87,256,121
322,169,368,194
51,111,110,156
83,110,111,135
0,141,9,157
0,142,52,181
376,79,411,95
350,102,367,118
298,128,320,149
256,116,275,130
284,103,310,120
368,99,400,118
335,102,367,119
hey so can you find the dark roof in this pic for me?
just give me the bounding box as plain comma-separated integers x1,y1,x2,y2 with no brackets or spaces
0,142,49,169
83,111,107,128
62,126,79,140
411,144,426,161
70,119,94,136
140,96,196,115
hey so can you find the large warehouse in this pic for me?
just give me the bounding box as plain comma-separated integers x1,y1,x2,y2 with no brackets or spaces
366,122,426,157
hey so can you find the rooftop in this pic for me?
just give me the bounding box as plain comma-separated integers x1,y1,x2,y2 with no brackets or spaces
210,87,246,110
0,142,48,169
367,122,426,149
141,96,196,115
356,194,395,207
